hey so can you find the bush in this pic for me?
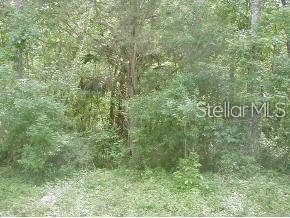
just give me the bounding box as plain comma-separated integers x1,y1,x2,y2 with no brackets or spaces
257,132,289,172
131,76,199,169
217,152,261,176
0,72,88,177
173,152,203,190
88,127,124,169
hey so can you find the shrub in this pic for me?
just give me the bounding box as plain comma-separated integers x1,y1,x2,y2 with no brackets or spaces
257,133,289,172
88,127,124,169
217,152,261,176
173,152,203,190
0,72,88,177
131,76,199,169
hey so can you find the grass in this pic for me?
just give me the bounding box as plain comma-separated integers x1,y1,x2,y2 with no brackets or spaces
0,167,289,216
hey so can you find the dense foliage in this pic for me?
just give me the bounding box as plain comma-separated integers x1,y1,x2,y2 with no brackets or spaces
0,0,289,177
0,0,289,216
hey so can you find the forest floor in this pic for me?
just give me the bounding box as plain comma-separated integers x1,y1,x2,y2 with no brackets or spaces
0,167,289,216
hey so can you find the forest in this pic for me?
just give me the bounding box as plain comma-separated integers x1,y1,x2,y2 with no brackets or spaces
0,0,289,216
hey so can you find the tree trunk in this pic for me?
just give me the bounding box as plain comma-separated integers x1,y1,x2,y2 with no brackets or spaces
11,0,21,10
248,0,261,155
281,0,290,56
128,18,140,167
251,0,260,31
117,70,126,137
229,64,235,100
281,0,287,7
109,88,116,126
11,0,24,78
286,40,290,57
109,67,118,127
127,1,141,167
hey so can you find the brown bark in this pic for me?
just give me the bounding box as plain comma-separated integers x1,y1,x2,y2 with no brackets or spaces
109,67,118,127
109,87,116,126
117,71,126,137
287,40,290,57
127,1,142,167
127,15,140,166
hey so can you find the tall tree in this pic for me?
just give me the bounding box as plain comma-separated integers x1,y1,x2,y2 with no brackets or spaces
248,0,261,154
11,0,24,77
281,0,290,56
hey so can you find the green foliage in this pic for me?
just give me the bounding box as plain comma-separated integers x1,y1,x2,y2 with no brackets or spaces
131,76,199,168
0,167,43,216
0,70,88,177
88,128,124,169
173,153,203,190
0,0,289,186
257,133,289,172
0,167,289,216
217,152,262,176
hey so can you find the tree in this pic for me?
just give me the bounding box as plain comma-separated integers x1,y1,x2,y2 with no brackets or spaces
281,0,290,56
